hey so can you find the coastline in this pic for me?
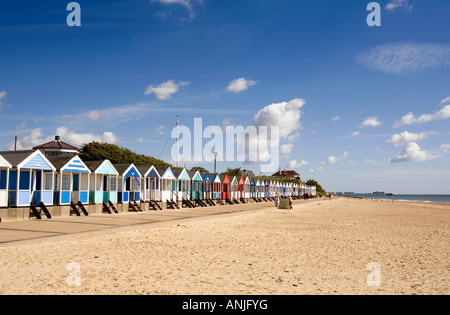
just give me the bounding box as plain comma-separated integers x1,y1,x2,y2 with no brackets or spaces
0,197,448,295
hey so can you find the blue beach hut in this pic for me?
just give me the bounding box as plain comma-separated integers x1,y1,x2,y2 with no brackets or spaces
48,155,91,205
0,150,56,207
114,164,142,203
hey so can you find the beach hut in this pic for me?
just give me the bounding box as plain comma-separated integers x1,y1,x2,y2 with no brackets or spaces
212,173,222,200
202,173,213,200
136,166,154,202
244,177,251,199
255,179,261,198
173,168,191,201
156,167,177,202
230,176,238,200
264,180,270,198
220,174,231,200
0,150,56,207
48,156,91,205
114,164,142,203
0,154,12,207
84,160,119,204
237,176,245,199
146,166,161,201
250,178,256,198
189,171,203,201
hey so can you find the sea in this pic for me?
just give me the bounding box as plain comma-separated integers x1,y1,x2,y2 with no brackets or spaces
345,194,450,204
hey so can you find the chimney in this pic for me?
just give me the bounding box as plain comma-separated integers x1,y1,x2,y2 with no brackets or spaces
14,135,17,151
55,135,61,141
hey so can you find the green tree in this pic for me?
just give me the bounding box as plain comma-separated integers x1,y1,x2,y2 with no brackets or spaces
221,167,241,176
80,142,171,167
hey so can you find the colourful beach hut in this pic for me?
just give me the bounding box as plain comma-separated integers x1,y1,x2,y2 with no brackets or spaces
189,171,203,201
173,168,191,201
212,173,222,200
156,167,177,202
237,176,245,199
255,179,262,198
220,174,231,200
145,166,161,201
114,164,142,203
230,176,238,200
84,160,119,204
264,180,270,197
250,178,256,198
0,154,12,207
1,150,56,207
48,156,91,205
244,177,251,199
201,172,212,200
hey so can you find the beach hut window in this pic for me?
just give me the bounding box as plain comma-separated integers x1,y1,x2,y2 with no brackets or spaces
96,174,102,191
44,173,52,191
110,177,117,191
62,174,71,191
131,177,139,191
19,171,30,190
0,170,6,190
118,178,123,191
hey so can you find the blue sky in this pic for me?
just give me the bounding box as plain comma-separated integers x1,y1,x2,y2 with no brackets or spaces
1,0,449,194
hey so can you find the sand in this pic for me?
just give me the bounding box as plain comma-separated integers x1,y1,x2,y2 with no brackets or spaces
0,198,448,295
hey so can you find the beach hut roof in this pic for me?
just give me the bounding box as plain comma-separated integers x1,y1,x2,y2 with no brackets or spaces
188,171,203,181
136,165,155,177
201,172,212,182
0,154,12,168
113,164,142,178
212,173,222,183
0,150,55,171
244,177,250,184
250,178,256,185
84,160,118,175
155,167,176,180
220,174,230,184
47,155,90,174
231,176,238,185
172,168,190,180
238,176,244,185
32,137,80,152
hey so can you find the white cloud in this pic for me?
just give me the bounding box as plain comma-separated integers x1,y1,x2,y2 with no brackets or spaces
439,96,450,106
385,0,413,11
145,80,189,100
151,0,203,20
87,110,100,122
360,116,382,128
286,132,300,143
356,42,450,76
286,159,308,169
280,144,294,157
394,105,450,127
7,127,120,150
0,90,7,108
227,78,257,93
351,131,360,137
332,115,340,122
386,131,432,146
364,159,381,165
156,125,165,135
441,144,450,152
251,98,305,140
389,142,440,163
322,151,348,165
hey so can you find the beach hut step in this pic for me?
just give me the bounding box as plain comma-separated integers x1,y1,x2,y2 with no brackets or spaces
102,202,113,214
77,201,89,215
108,201,118,213
70,202,81,216
29,204,42,220
225,199,234,205
129,201,143,212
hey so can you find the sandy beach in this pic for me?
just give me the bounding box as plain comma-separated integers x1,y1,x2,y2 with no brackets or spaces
0,197,448,295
